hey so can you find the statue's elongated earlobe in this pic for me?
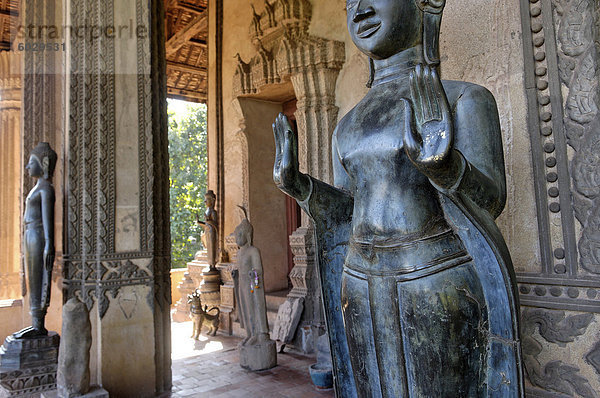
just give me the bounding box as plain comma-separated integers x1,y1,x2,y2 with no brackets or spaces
366,58,375,88
42,157,50,179
417,0,445,69
423,11,443,67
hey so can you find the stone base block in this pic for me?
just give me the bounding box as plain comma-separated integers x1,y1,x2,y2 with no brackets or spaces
0,332,60,370
0,364,57,397
0,332,60,397
239,339,277,371
42,386,109,398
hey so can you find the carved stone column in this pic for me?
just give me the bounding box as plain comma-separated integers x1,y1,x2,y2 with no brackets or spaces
518,0,600,394
0,52,22,301
61,0,171,395
231,0,345,352
218,235,239,335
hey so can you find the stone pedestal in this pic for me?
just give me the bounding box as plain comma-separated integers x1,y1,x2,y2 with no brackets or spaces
172,251,212,322
172,272,196,322
199,259,221,309
42,386,109,398
188,250,209,285
0,333,60,397
239,340,277,371
218,263,236,335
0,333,60,370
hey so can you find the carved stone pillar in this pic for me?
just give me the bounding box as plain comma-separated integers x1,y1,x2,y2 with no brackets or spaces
518,0,600,394
217,263,235,335
231,0,345,352
218,235,239,335
0,52,22,301
61,0,171,395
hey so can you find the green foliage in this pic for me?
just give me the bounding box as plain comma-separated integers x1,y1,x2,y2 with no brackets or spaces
168,100,208,269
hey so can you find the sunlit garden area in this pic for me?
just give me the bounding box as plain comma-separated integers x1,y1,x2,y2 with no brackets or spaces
168,99,208,269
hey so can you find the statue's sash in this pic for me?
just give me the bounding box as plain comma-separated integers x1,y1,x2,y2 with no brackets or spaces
440,190,525,397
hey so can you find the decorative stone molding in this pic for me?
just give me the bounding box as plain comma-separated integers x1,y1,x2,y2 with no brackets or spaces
288,226,314,299
0,52,21,99
519,0,600,394
218,263,236,335
225,234,240,263
63,257,153,319
233,0,345,184
0,364,57,397
521,308,595,397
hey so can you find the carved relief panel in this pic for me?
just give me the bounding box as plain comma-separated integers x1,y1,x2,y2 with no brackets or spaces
520,0,600,395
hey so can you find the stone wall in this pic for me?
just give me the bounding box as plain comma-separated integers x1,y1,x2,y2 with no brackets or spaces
0,51,23,303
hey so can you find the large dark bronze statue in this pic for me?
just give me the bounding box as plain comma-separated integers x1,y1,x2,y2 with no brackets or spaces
15,142,57,339
273,0,524,396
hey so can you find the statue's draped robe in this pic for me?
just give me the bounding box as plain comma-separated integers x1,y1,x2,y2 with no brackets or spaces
296,81,524,397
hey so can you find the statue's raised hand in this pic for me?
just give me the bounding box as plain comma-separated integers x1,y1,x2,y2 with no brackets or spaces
273,113,310,200
403,64,453,171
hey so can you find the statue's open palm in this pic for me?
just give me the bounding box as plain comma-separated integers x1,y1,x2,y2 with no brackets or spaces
403,64,453,171
273,113,309,200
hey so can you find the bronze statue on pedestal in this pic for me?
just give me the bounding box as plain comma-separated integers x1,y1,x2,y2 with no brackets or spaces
196,190,218,270
273,0,524,396
14,142,57,339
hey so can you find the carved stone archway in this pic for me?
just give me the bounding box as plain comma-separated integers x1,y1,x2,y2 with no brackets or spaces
232,0,345,352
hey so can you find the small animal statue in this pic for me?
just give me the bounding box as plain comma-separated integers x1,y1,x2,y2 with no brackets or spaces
188,290,220,338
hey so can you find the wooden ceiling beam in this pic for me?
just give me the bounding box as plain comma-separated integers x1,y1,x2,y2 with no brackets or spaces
165,11,207,56
188,38,207,47
167,61,207,76
167,86,207,101
0,9,17,17
176,1,206,14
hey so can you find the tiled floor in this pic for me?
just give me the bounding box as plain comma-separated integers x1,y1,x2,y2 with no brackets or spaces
169,322,335,398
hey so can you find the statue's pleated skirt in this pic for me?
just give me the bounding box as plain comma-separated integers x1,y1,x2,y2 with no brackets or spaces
24,226,44,313
341,244,488,398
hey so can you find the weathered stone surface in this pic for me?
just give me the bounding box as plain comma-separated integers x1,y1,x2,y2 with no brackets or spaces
57,298,91,397
0,332,59,397
239,339,277,372
42,386,109,398
0,332,59,370
272,298,304,344
0,364,57,398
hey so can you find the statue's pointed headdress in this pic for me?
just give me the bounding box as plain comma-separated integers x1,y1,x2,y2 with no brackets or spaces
236,205,253,245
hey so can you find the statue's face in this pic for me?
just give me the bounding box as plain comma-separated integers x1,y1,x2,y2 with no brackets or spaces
205,195,215,207
234,225,247,247
346,0,422,59
26,155,44,178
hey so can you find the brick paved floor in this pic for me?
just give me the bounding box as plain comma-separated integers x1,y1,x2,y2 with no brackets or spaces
168,322,335,398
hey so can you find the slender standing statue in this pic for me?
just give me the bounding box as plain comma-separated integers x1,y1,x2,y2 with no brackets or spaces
196,190,218,270
273,1,523,397
15,142,57,339
232,208,276,371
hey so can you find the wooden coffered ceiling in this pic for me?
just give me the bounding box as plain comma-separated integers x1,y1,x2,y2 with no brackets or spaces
0,0,208,104
0,0,18,51
165,0,208,103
